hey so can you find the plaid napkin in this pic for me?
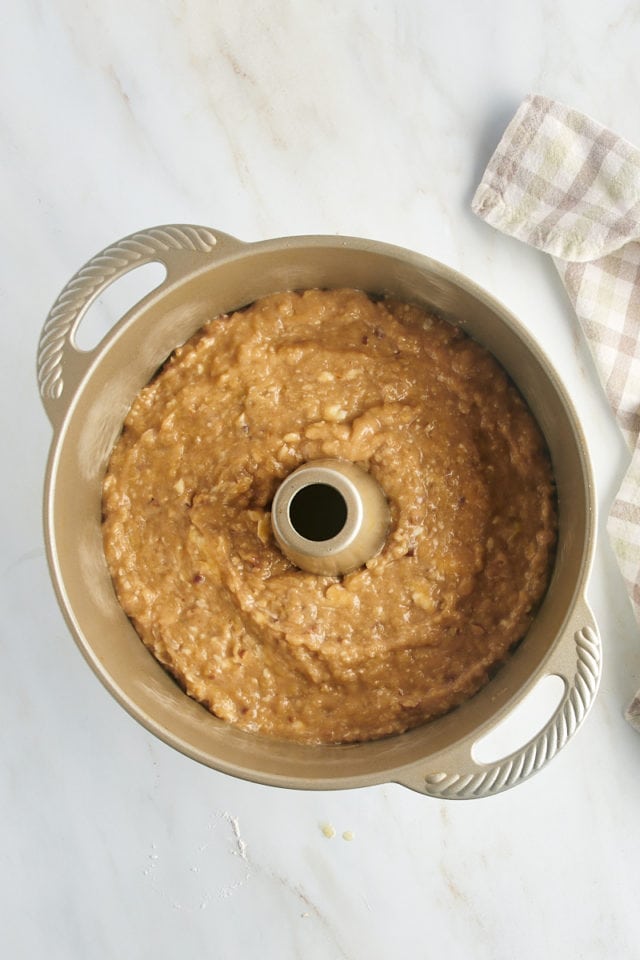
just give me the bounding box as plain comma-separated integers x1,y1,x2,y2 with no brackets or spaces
472,94,640,730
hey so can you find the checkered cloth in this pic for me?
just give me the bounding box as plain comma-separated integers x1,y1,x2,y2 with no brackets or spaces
472,94,640,730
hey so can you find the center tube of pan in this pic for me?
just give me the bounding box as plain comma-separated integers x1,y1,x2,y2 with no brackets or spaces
271,459,390,576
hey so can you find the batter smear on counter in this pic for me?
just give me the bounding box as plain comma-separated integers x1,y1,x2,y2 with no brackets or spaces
102,289,557,744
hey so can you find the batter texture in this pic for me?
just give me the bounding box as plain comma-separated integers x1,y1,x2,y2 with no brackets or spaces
102,289,557,744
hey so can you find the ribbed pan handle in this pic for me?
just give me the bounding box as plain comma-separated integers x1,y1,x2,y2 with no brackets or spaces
37,224,242,429
396,598,601,799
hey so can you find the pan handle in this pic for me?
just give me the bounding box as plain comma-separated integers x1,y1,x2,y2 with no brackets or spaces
37,224,244,428
395,598,601,799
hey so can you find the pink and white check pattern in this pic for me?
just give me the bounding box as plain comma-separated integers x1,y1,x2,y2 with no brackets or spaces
472,94,640,729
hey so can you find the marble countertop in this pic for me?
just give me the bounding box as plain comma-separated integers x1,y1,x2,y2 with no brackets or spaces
3,1,640,957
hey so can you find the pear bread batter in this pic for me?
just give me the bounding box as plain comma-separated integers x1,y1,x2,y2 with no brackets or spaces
102,289,557,744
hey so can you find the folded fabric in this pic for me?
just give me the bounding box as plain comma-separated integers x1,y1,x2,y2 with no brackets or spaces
472,94,640,730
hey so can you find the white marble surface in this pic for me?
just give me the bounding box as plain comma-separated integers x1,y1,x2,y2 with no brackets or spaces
3,1,640,957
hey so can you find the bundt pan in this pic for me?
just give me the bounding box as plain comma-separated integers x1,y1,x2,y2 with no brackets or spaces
37,225,602,799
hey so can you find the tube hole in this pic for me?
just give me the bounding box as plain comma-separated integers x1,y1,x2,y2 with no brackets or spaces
289,483,348,542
